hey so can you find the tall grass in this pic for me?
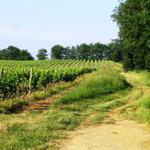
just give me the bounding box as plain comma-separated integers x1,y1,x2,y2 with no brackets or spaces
140,95,150,109
136,94,150,124
137,71,150,86
123,71,150,124
0,89,130,150
136,71,150,124
56,70,129,105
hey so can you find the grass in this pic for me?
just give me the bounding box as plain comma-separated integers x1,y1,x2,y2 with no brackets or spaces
136,70,150,86
0,99,28,114
0,89,130,150
0,77,83,113
120,71,150,125
56,70,129,105
0,68,130,149
140,95,150,109
0,110,80,150
135,93,150,124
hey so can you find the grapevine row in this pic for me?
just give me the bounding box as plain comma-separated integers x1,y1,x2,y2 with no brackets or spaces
0,60,121,101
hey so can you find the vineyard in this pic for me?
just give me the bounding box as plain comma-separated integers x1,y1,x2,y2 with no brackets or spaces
1,60,150,150
0,60,121,101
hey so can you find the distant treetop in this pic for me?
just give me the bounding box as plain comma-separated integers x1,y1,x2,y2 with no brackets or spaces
0,46,34,60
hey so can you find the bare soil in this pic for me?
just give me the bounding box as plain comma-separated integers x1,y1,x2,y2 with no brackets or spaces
60,113,150,150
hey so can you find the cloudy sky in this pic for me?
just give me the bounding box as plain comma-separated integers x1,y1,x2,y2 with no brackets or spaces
0,0,119,57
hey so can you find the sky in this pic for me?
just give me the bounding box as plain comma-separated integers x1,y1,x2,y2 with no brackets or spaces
0,0,119,57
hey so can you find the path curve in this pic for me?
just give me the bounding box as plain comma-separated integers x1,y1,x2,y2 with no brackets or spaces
60,72,150,150
60,114,150,150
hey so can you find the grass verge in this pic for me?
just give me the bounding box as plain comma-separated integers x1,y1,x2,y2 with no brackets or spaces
0,76,84,114
56,70,129,105
120,71,150,125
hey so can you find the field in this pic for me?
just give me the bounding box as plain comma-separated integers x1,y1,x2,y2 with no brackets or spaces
0,60,97,100
0,60,150,149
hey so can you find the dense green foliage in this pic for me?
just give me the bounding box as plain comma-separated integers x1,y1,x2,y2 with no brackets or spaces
0,46,34,60
51,45,65,59
112,0,150,70
51,43,114,60
36,49,48,60
0,43,122,62
108,39,123,62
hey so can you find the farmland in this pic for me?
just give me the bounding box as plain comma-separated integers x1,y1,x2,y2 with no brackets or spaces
0,60,150,150
0,0,150,149
0,60,121,112
0,60,121,101
0,60,97,100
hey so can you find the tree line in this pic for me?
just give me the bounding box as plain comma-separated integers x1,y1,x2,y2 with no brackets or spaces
0,42,122,62
51,42,122,61
0,46,49,61
51,43,115,60
0,46,34,60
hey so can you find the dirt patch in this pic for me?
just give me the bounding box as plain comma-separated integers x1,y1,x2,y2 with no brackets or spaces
23,86,76,112
60,114,150,150
23,94,61,112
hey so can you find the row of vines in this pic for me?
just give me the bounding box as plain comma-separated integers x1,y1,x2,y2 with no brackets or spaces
0,60,120,100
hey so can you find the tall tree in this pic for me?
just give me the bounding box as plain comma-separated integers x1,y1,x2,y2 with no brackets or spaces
69,46,77,59
89,43,107,60
0,46,34,60
51,45,65,59
2,46,21,60
108,39,123,62
36,49,48,60
76,44,90,60
20,50,34,60
112,0,150,70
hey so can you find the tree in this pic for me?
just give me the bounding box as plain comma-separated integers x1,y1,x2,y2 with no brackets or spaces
112,0,150,70
20,50,34,60
76,44,90,60
51,43,112,60
51,45,65,59
69,46,77,59
63,47,72,59
108,39,123,62
88,43,107,60
0,46,21,60
0,46,34,60
145,54,150,69
36,49,48,60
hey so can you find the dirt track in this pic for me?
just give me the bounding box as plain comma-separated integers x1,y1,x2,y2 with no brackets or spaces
60,114,150,150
